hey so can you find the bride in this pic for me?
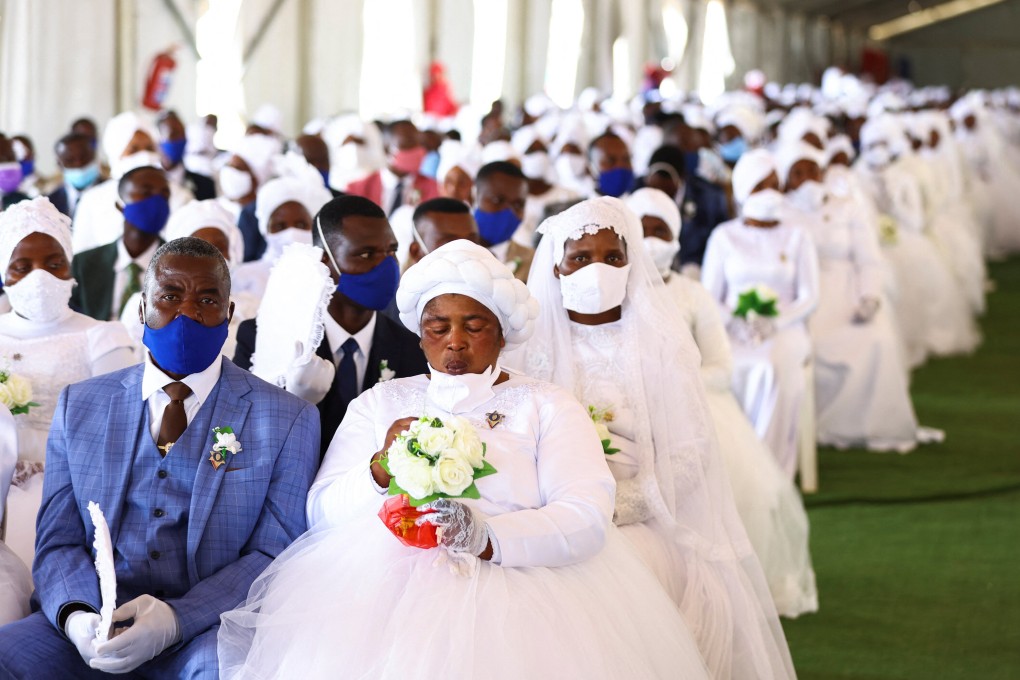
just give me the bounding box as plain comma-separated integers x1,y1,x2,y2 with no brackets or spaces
218,239,710,679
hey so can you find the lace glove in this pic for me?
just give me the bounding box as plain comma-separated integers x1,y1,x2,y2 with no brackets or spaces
853,296,881,324
417,499,489,556
613,478,654,526
64,611,102,666
90,595,181,674
283,340,336,404
748,315,777,342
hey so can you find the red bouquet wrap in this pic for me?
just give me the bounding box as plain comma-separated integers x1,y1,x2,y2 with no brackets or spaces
378,494,439,549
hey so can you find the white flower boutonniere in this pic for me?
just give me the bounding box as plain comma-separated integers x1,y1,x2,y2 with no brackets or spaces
210,426,242,470
378,359,396,383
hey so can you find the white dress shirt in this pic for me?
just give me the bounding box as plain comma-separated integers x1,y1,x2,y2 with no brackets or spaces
111,238,160,321
379,167,402,215
322,311,377,390
141,352,223,444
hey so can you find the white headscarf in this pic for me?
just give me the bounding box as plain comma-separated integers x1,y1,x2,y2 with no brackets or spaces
775,141,826,186
731,148,776,204
232,133,283,187
164,200,244,268
102,111,158,163
396,240,538,350
625,187,681,238
0,197,73,275
480,140,519,165
255,177,332,236
826,134,856,163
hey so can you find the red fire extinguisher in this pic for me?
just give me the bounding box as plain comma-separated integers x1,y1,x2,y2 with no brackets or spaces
142,48,177,111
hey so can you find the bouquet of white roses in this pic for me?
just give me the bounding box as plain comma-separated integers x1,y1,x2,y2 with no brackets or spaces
0,369,38,416
588,405,620,456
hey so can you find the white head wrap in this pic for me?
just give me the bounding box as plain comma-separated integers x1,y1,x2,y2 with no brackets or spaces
777,107,827,146
682,105,715,135
625,188,681,239
860,113,904,150
731,148,776,204
255,177,332,236
775,141,826,186
251,103,284,135
0,197,73,275
164,200,244,268
436,140,480,186
480,140,519,165
510,125,547,157
232,133,283,187
716,105,765,143
396,239,539,349
826,134,856,164
537,195,632,266
102,111,158,162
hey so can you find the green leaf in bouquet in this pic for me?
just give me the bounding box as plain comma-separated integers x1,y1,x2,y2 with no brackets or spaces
473,459,498,480
10,401,40,416
601,439,620,455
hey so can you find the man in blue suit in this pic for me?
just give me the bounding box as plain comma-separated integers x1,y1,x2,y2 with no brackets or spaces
0,237,319,678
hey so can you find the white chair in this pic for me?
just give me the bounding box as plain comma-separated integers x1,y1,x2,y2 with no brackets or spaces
797,358,818,493
0,404,16,540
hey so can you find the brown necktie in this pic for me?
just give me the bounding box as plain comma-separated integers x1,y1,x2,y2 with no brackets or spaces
157,382,193,456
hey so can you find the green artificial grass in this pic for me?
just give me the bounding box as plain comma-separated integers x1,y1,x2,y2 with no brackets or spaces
782,259,1020,680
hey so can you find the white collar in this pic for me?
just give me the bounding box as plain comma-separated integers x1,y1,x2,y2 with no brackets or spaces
115,237,160,272
141,350,223,405
380,166,401,190
323,310,377,357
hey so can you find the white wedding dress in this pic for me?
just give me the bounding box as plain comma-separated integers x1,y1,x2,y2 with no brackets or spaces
0,405,32,626
218,373,710,680
664,275,818,617
0,310,135,569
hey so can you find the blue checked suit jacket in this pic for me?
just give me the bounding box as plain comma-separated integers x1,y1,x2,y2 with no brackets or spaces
33,357,320,643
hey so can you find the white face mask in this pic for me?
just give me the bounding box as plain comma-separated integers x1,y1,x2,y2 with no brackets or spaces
555,154,586,181
642,236,679,278
5,269,76,323
334,142,367,172
788,180,827,212
864,146,891,170
426,363,500,414
742,189,784,222
264,227,313,261
111,151,163,180
825,166,851,198
521,151,551,181
219,166,254,201
559,262,631,314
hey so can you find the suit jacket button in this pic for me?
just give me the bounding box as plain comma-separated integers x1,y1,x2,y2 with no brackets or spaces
157,470,168,479
153,509,165,518
150,550,161,560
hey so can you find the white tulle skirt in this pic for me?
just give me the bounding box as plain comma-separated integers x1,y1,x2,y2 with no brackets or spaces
928,209,987,316
218,516,710,680
705,388,818,618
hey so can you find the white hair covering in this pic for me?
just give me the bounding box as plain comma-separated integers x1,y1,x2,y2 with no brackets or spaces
510,125,547,157
232,133,283,187
716,105,765,143
255,177,333,236
860,113,904,149
436,140,480,186
731,148,776,204
625,187,681,238
0,197,73,274
164,200,244,268
396,239,538,349
102,111,158,162
480,140,519,165
826,134,856,163
503,196,794,677
777,107,827,146
775,141,826,186
251,103,284,135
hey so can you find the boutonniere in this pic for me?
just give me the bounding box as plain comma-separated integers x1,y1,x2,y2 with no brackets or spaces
209,426,242,470
378,359,396,383
408,188,422,207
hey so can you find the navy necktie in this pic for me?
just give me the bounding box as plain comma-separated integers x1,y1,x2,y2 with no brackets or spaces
389,178,404,216
338,337,360,402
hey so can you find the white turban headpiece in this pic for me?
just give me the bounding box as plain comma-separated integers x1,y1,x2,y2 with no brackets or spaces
102,111,158,162
537,195,632,265
776,141,826,186
396,240,539,349
255,177,332,236
0,197,73,277
731,148,776,204
625,188,681,239
232,133,284,187
826,134,856,164
164,200,244,267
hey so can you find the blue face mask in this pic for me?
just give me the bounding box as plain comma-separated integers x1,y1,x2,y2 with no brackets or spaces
123,194,170,235
719,137,747,163
160,139,187,166
64,162,100,190
143,313,228,376
683,151,700,178
337,256,401,310
597,167,634,198
419,150,441,178
474,207,521,246
18,159,34,178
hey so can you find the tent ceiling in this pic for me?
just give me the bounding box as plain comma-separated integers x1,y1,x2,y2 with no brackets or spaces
761,0,985,31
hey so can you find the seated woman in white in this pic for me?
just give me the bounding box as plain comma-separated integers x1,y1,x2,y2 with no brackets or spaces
120,199,258,359
779,141,927,452
218,240,710,680
628,187,818,618
703,150,820,479
0,404,32,625
0,197,136,569
232,174,332,301
506,197,795,680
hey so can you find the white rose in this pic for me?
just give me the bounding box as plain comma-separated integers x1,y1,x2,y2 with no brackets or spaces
216,432,242,454
415,425,456,456
0,383,12,409
4,374,32,407
387,448,435,499
594,422,611,442
754,284,778,303
432,450,475,496
452,426,485,469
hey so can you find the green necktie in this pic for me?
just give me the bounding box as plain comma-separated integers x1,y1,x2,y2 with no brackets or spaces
119,261,143,318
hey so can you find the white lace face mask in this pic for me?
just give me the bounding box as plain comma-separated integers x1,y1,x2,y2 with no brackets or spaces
5,269,76,323
264,227,313,261
642,237,679,278
426,363,500,414
559,262,631,314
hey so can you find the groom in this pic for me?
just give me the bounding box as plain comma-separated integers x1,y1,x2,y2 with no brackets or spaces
0,238,320,678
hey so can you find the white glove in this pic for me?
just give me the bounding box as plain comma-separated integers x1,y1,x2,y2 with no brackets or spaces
748,314,778,342
90,595,181,674
853,296,880,324
417,499,489,556
283,340,336,404
64,610,102,666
